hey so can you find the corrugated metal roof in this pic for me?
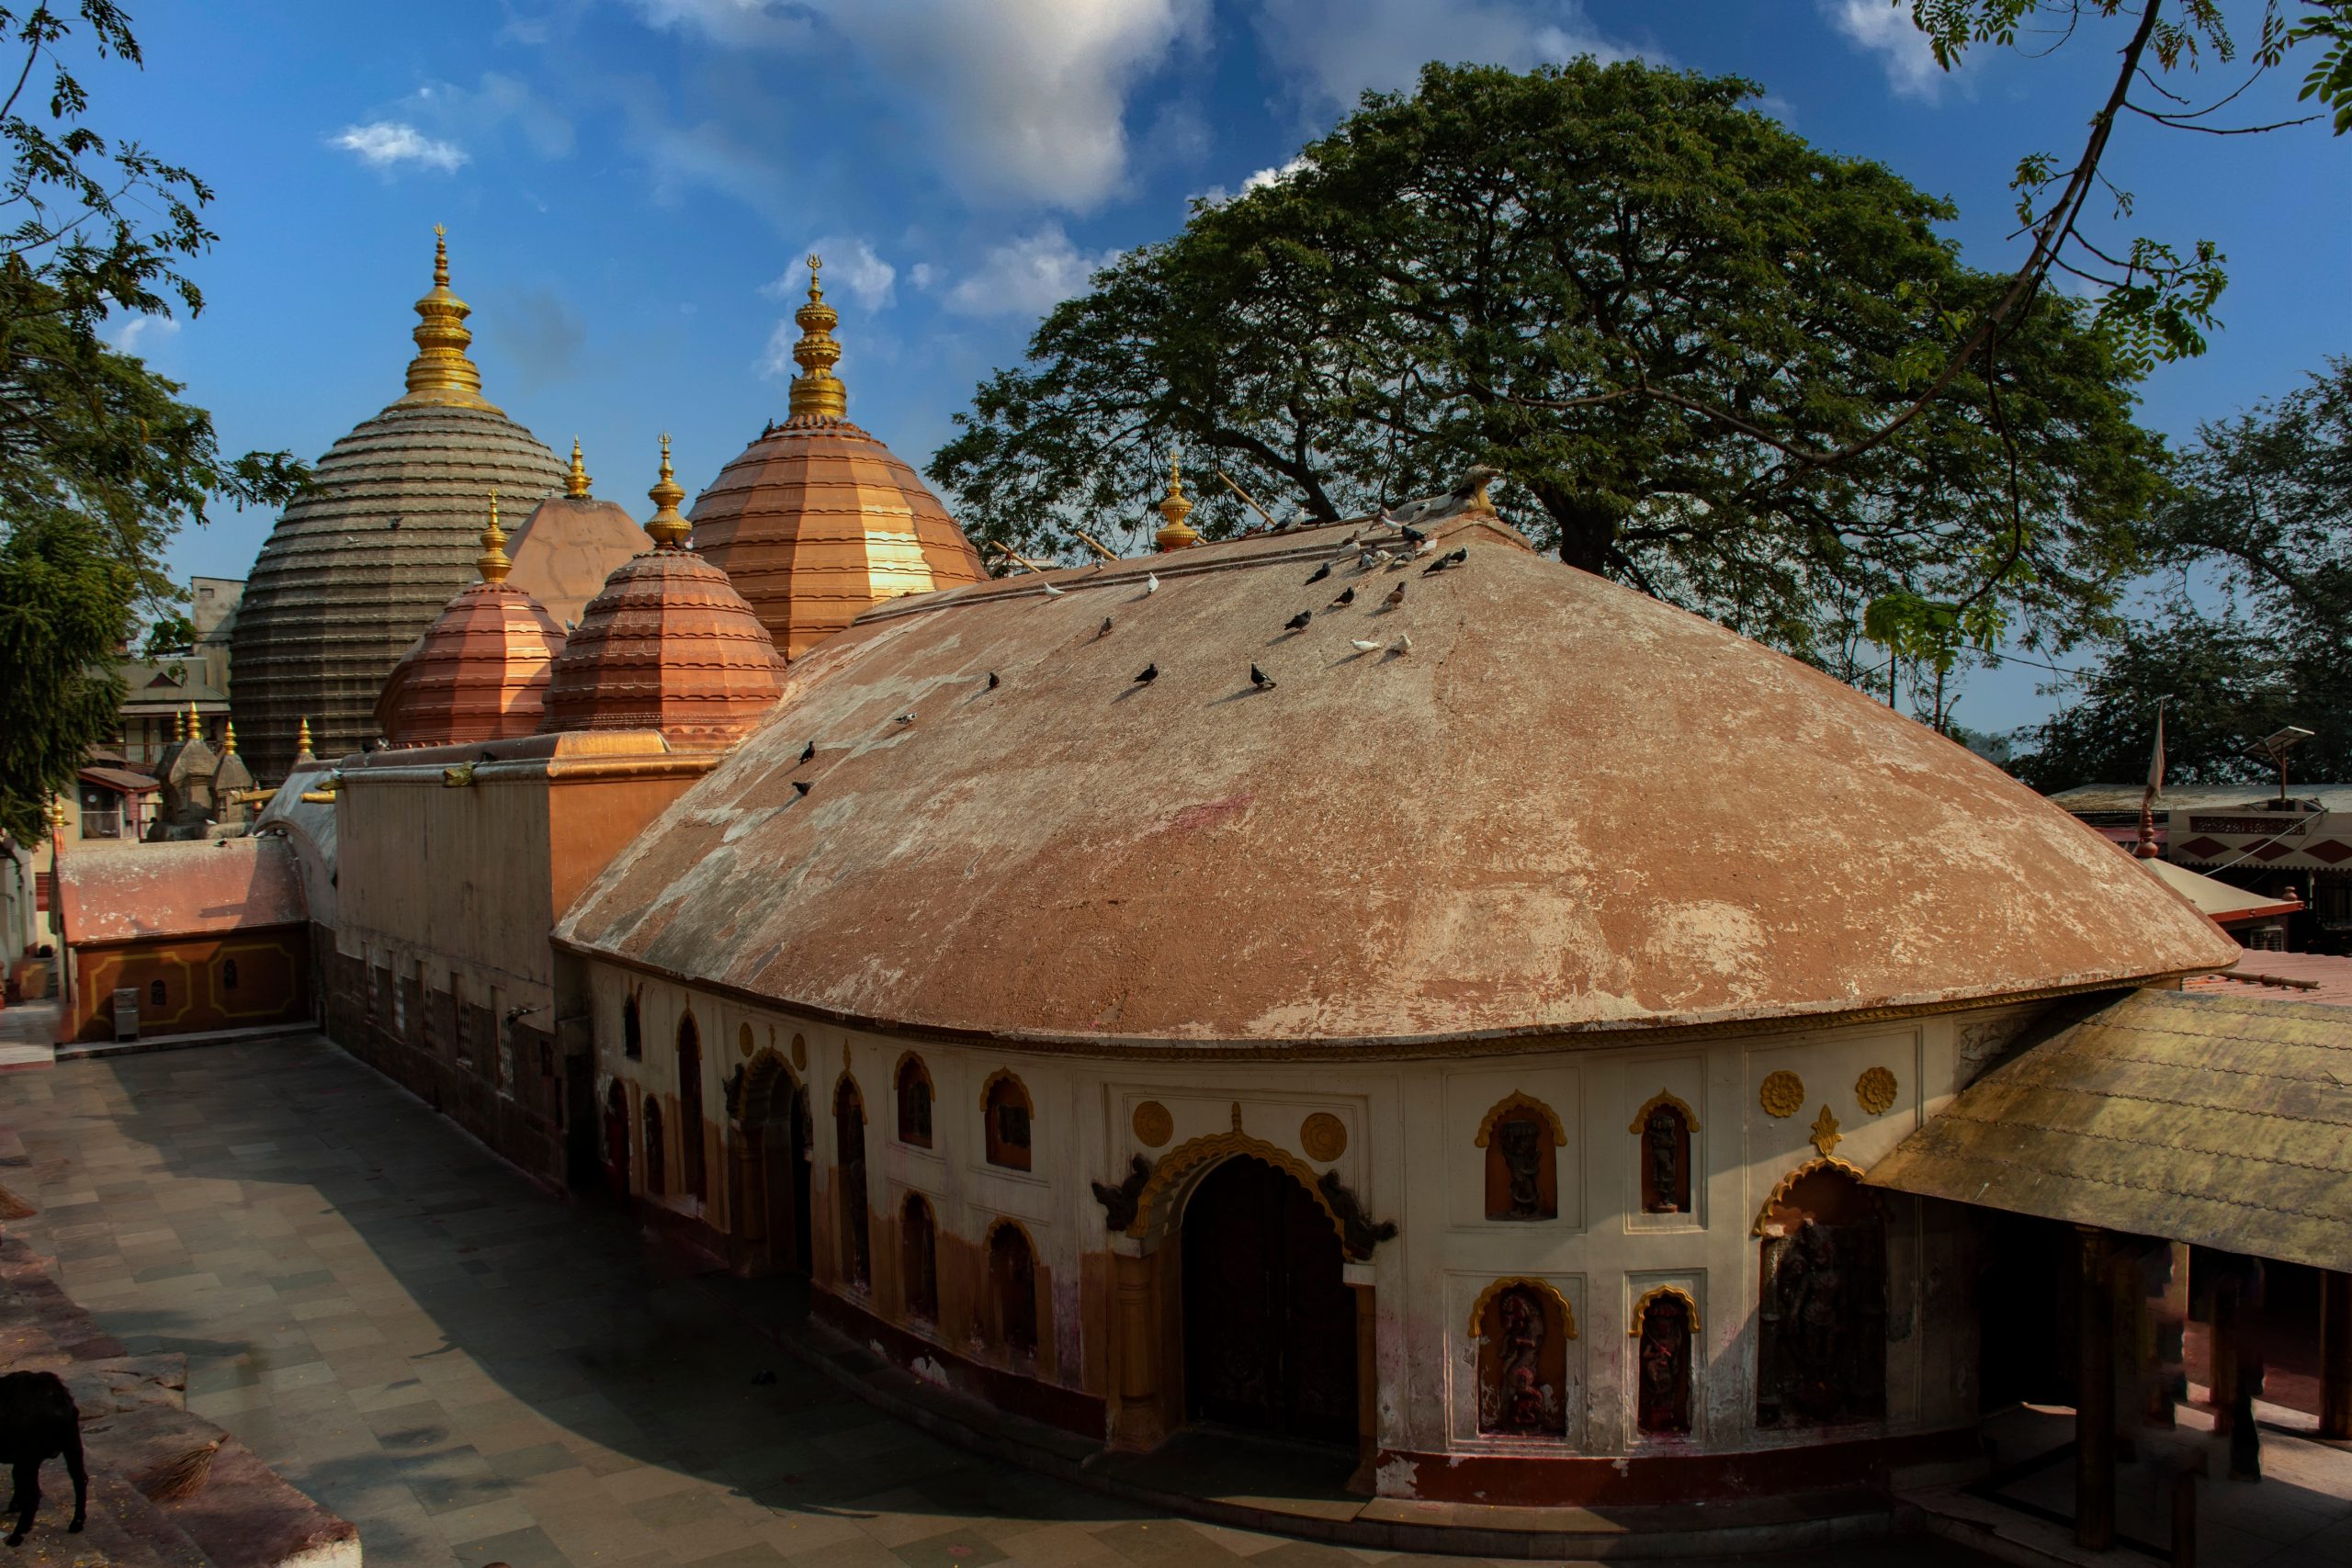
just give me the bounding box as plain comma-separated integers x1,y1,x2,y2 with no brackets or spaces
1866,987,2352,1271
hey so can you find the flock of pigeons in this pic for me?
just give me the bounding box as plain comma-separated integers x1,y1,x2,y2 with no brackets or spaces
786,469,1499,794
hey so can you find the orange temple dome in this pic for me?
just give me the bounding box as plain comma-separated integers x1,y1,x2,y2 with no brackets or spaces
687,254,988,661
538,436,786,749
374,492,569,747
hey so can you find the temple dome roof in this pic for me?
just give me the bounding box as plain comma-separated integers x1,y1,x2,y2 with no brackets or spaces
507,440,653,629
375,495,568,747
230,229,563,778
557,513,2241,1052
687,257,987,660
539,439,785,750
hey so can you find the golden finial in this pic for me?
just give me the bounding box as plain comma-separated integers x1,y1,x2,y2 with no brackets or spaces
398,224,497,412
187,701,201,743
646,434,690,547
1154,455,1201,551
174,704,187,743
222,719,237,755
297,716,315,759
786,254,847,422
477,491,513,582
565,438,592,499
47,797,66,830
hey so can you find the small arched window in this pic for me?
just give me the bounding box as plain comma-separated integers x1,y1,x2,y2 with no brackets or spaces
901,1193,939,1323
988,1221,1039,1358
896,1055,933,1147
149,978,166,1007
642,1099,666,1197
1476,1094,1561,1221
221,957,240,991
621,991,643,1059
677,1014,706,1201
983,1073,1033,1171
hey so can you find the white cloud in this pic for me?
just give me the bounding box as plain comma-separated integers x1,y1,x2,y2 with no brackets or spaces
1252,0,1635,115
330,120,469,173
908,262,940,292
1823,0,1946,100
623,0,1207,209
413,73,576,159
768,237,897,311
944,224,1115,318
109,315,179,355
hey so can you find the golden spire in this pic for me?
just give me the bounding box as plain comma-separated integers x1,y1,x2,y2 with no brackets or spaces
398,224,497,412
646,434,691,547
1154,455,1201,551
477,491,514,582
786,254,847,422
297,716,315,759
565,437,592,499
174,704,187,743
222,719,238,755
186,701,201,743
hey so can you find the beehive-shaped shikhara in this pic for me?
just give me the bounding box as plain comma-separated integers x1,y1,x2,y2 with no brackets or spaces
231,229,563,777
507,440,653,629
687,256,987,660
539,439,785,750
375,494,568,747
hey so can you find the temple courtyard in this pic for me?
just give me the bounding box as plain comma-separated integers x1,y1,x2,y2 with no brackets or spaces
0,1034,2324,1568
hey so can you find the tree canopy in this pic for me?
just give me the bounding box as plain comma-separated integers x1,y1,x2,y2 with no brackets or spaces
930,60,2161,685
0,2,303,842
2011,357,2352,790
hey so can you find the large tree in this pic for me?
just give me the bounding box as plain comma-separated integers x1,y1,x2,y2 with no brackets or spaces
931,60,2160,680
2011,358,2352,790
0,2,302,843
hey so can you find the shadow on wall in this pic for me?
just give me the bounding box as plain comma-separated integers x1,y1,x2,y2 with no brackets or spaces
6,1036,1150,1566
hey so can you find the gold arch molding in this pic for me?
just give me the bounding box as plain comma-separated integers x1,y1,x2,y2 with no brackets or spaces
1626,1089,1702,1135
1628,1284,1701,1337
1125,1126,1348,1250
1466,1276,1579,1340
979,1067,1033,1113
1750,1155,1868,1235
1474,1090,1567,1148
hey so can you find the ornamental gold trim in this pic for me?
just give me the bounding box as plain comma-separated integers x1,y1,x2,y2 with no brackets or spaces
1758,1070,1804,1118
1474,1090,1567,1149
1808,1104,1842,1157
1299,1111,1348,1162
1752,1156,1870,1235
1125,1126,1344,1247
1466,1276,1578,1340
1627,1088,1702,1135
1131,1100,1174,1147
1855,1065,1898,1114
1629,1284,1700,1337
979,1067,1033,1113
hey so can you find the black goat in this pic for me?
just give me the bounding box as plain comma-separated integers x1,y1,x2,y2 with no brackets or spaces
0,1371,85,1546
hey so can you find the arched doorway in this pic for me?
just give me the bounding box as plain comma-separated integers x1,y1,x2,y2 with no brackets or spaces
1181,1155,1357,1445
835,1078,871,1288
605,1081,630,1193
740,1052,812,1278
677,1014,707,1201
1756,1164,1886,1427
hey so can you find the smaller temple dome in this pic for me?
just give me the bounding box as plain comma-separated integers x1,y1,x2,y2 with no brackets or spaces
538,438,785,750
374,493,570,747
507,439,654,628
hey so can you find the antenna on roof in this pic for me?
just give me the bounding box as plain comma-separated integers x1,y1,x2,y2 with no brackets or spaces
2245,725,2315,807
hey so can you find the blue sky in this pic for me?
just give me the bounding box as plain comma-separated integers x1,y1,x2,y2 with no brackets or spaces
96,0,2348,732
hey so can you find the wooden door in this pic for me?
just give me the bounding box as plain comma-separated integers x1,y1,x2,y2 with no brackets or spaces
1182,1156,1358,1445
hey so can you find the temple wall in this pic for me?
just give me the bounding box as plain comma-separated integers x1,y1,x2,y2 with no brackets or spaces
590,959,2022,1488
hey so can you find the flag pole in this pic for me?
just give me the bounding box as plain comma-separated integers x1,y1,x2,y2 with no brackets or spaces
2136,695,2169,860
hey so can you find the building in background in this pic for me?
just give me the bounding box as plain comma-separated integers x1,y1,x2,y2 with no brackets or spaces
2052,782,2352,949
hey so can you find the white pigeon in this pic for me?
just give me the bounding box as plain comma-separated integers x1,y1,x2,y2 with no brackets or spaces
1390,633,1413,655
1146,572,1160,594
1413,538,1436,558
1041,581,1066,597
1350,638,1383,654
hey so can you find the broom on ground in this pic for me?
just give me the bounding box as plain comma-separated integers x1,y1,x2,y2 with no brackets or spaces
137,1437,225,1502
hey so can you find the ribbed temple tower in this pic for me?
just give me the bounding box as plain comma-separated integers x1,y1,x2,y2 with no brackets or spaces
230,228,566,779
688,255,988,661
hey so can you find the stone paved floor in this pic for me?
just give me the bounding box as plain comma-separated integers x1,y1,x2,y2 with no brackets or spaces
0,1039,2007,1568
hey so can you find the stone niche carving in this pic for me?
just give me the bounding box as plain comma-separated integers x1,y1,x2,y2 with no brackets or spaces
1634,1288,1697,1436
1630,1091,1697,1214
1955,1011,2033,1089
1472,1280,1574,1438
1476,1093,1564,1222
1755,1165,1886,1427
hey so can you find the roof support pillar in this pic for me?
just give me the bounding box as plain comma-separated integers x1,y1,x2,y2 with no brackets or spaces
2076,1224,2117,1551
2322,1270,2352,1440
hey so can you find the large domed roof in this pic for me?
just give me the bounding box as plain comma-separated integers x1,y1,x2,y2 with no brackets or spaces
539,440,784,750
687,257,986,660
375,496,569,747
230,230,563,779
557,513,2240,1051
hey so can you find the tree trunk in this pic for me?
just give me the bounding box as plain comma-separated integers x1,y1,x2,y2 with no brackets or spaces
1534,481,1618,579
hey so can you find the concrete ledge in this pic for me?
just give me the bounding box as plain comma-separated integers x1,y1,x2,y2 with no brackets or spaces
56,1020,315,1061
